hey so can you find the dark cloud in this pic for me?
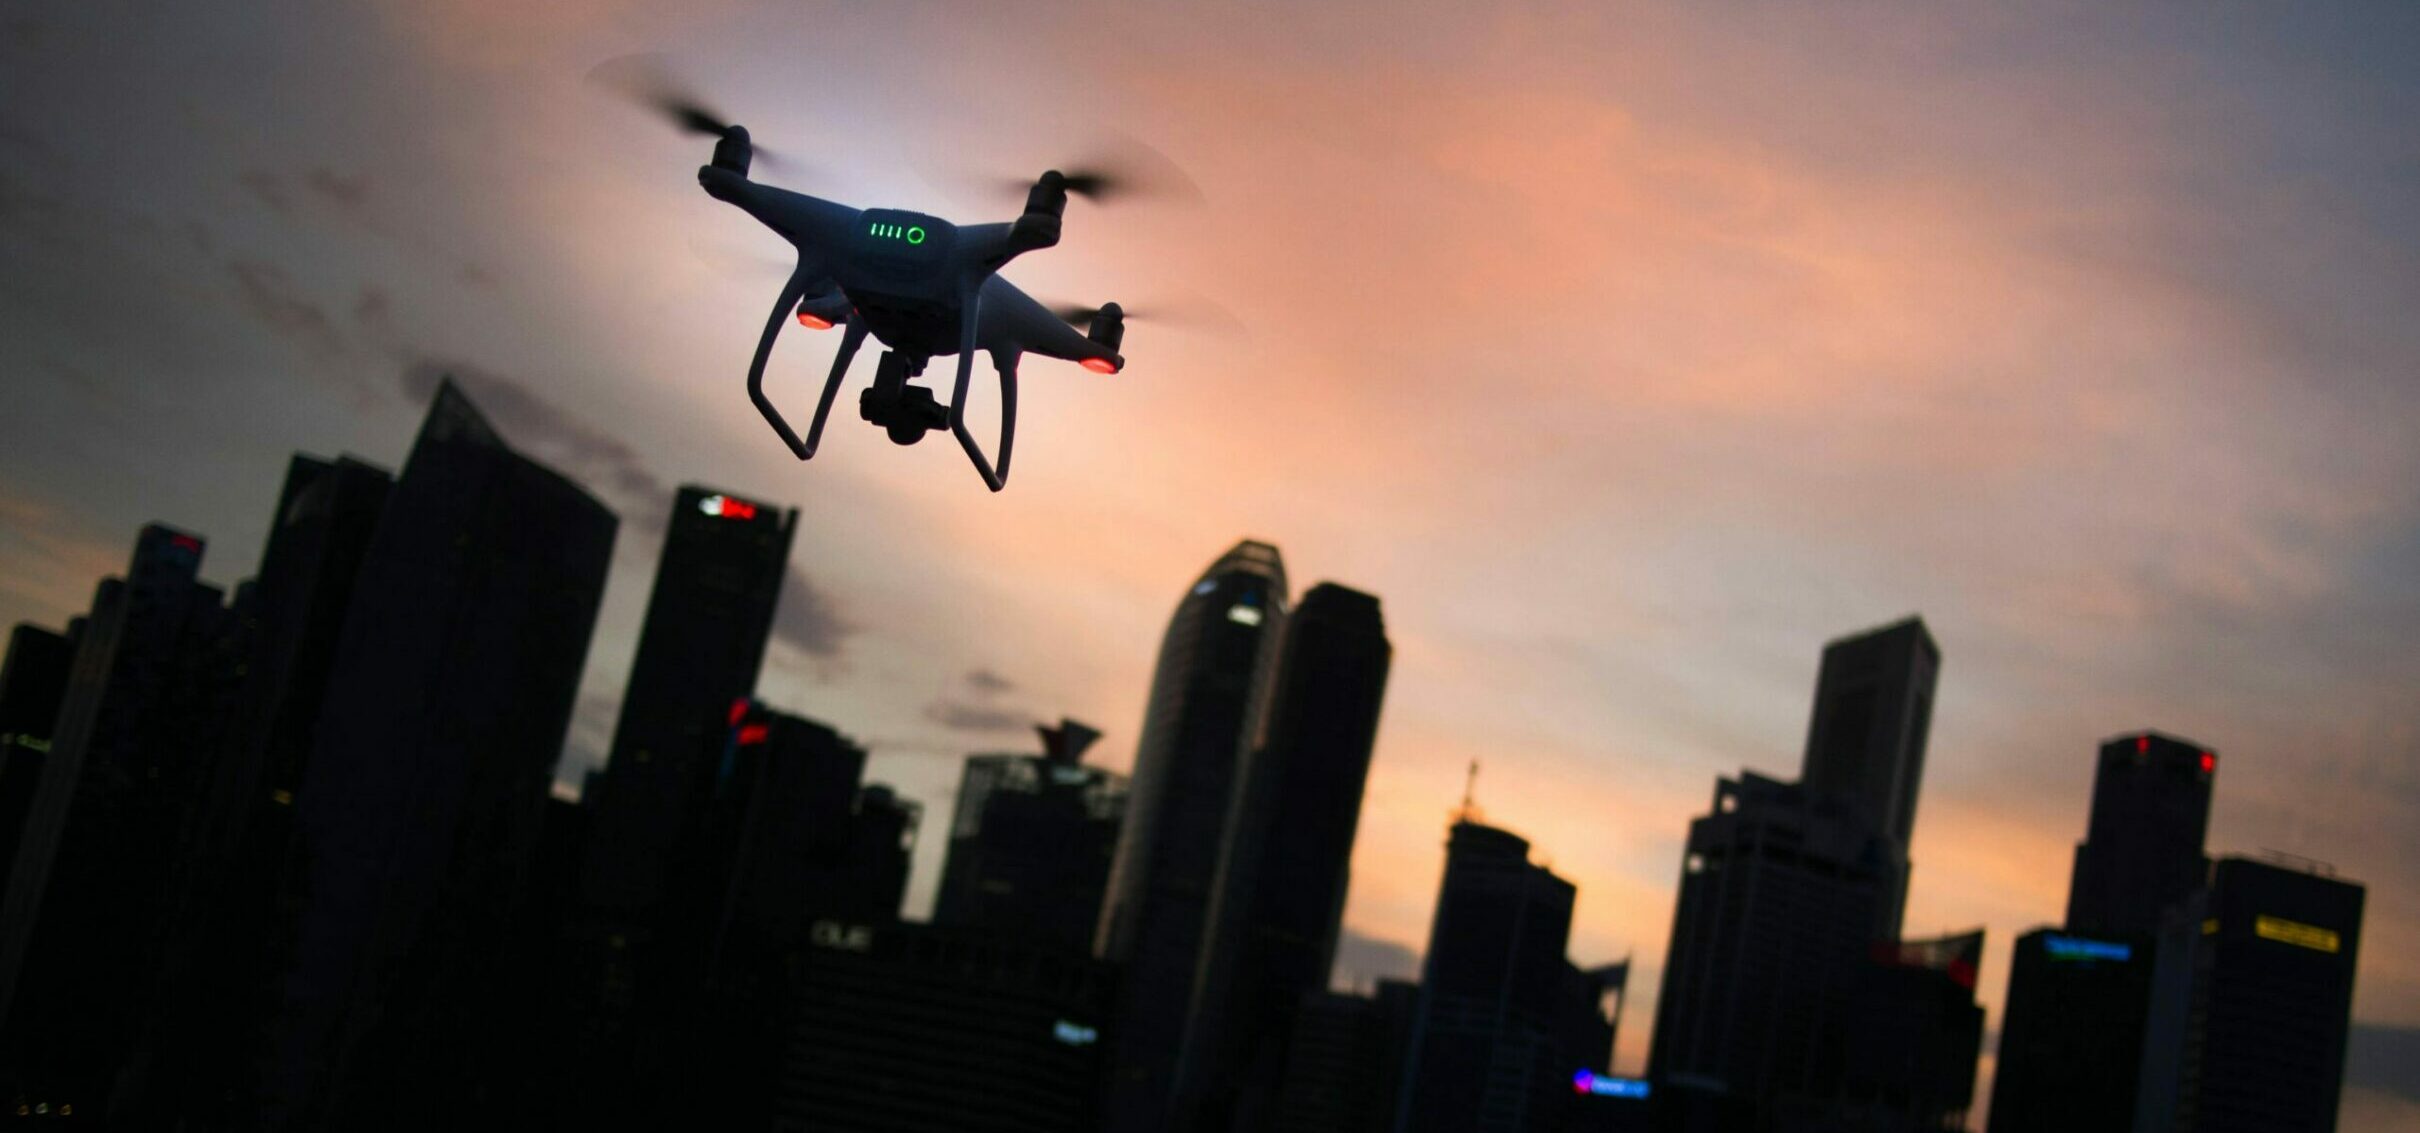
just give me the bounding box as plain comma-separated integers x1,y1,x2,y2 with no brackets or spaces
773,565,853,659
922,698,1032,734
966,667,1015,694
237,169,294,215
306,167,370,211
1332,926,1421,991
2348,1023,2420,1105
398,356,670,522
226,259,345,358
352,286,391,329
920,666,1030,734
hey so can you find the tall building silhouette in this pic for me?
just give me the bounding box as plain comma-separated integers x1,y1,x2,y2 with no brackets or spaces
1178,581,1392,1129
2067,731,2216,938
934,720,1128,953
2135,855,2364,1133
1648,771,1896,1120
0,623,74,900
259,380,615,1130
135,453,394,1125
1988,928,2155,1133
1992,729,2216,1133
1395,818,1605,1133
1271,981,1419,1133
585,484,797,915
1800,616,1937,937
1097,540,1288,1133
0,524,240,1117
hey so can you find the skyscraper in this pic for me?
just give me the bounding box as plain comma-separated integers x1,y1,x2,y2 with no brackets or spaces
1097,540,1288,1133
585,484,797,915
933,720,1128,953
1991,729,2216,1133
0,623,74,899
2135,855,2364,1133
1393,818,1595,1133
134,453,393,1125
259,379,616,1130
1799,616,1938,936
1178,581,1392,1129
0,524,239,1117
2067,731,2216,939
1648,771,1897,1119
1270,980,1419,1133
1988,928,2155,1133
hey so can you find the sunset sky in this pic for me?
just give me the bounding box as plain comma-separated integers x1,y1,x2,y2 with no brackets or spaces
3,2,2416,1125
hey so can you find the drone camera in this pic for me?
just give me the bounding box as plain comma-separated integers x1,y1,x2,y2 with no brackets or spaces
859,351,951,445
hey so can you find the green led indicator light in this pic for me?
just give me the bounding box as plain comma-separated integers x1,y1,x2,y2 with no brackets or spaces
906,226,925,244
868,222,928,245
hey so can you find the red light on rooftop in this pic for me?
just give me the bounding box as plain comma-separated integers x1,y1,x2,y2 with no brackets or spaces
1080,357,1118,374
796,311,834,330
729,697,751,727
736,723,770,747
169,534,203,553
2136,735,2151,756
2200,752,2216,774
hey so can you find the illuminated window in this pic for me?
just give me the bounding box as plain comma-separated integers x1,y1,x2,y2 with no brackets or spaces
1192,580,1217,596
1571,1071,1650,1099
2254,915,2340,954
1054,1020,1099,1046
1227,604,1263,626
2043,935,2131,962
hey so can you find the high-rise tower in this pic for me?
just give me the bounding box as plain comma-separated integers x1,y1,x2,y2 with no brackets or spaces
935,720,1129,953
1096,540,1288,1133
2135,855,2364,1133
2067,731,2215,938
1394,818,1589,1133
585,485,797,915
1800,617,1938,933
1178,581,1392,1129
259,379,616,1129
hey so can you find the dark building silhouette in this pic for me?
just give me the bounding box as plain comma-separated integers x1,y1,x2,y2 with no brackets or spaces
2068,731,2216,939
1988,928,2155,1133
0,524,241,1118
1799,616,1937,938
1270,981,1419,1133
776,920,1116,1133
1990,728,2215,1133
0,624,74,900
1832,931,1985,1132
1179,581,1392,1129
2135,855,2364,1133
1395,817,1605,1133
1648,771,1896,1122
840,782,920,923
933,720,1129,954
134,453,394,1125
1097,540,1289,1133
257,380,615,1130
584,484,796,916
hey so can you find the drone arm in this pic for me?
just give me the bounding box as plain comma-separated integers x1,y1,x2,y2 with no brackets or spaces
947,285,1016,491
747,268,815,459
699,167,864,251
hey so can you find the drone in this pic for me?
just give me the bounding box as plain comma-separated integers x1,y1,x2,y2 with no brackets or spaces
624,72,1154,492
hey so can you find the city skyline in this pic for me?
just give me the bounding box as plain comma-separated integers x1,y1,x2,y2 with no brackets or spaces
4,2,2418,1126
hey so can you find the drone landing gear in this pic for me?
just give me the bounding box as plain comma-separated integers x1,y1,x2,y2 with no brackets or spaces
859,352,949,446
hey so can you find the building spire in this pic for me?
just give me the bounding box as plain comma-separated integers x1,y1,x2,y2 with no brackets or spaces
1456,759,1482,823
